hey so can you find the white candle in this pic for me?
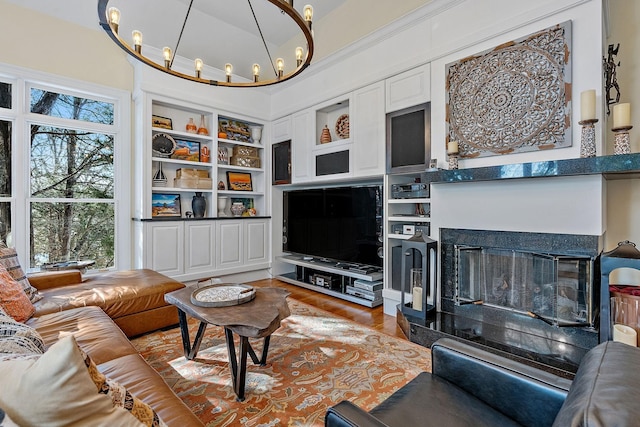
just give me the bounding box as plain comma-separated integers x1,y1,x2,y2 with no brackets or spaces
613,103,631,128
447,141,459,154
580,90,596,121
412,287,423,311
613,324,637,347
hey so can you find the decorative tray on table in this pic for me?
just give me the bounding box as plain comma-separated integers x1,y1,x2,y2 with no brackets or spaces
190,283,256,307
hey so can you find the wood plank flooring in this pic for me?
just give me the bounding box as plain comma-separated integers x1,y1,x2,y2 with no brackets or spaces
250,278,407,340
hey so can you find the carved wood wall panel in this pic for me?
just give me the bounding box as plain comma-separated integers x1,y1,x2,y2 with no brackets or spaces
446,21,572,158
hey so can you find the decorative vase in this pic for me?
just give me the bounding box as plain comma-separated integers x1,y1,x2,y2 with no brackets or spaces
320,125,332,143
186,118,197,134
250,125,263,144
217,197,229,217
231,201,245,217
192,192,206,218
197,114,209,136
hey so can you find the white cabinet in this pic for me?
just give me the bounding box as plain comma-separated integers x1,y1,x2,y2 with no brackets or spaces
272,116,292,143
245,220,269,264
184,221,216,275
352,82,385,177
140,221,185,277
135,218,270,281
288,84,387,183
216,219,270,271
217,220,242,269
291,110,313,183
385,64,431,113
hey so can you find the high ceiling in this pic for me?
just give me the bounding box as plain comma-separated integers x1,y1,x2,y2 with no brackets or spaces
7,0,432,81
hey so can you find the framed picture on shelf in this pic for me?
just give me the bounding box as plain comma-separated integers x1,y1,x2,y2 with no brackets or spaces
218,117,251,143
171,139,200,162
152,115,173,130
227,171,253,191
151,193,182,217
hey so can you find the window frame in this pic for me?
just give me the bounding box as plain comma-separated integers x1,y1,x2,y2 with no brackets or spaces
0,63,131,272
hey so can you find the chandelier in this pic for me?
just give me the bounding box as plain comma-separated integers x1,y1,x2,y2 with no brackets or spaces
97,0,314,87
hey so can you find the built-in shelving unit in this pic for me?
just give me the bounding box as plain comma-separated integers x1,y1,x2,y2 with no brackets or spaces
132,92,271,282
278,255,383,308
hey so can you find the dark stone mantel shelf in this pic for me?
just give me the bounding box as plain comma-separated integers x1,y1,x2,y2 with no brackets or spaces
424,153,640,184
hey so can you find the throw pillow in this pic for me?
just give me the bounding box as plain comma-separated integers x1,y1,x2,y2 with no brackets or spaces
0,265,35,322
0,335,166,427
0,247,41,303
0,309,45,354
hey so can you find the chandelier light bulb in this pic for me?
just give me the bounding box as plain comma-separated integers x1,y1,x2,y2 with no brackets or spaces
108,7,120,32
162,47,172,69
276,58,284,77
225,63,233,82
194,58,203,78
296,47,304,66
132,30,142,53
253,63,260,82
304,5,313,23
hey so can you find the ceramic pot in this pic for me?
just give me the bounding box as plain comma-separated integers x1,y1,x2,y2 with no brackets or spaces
192,192,206,218
250,125,262,144
231,201,245,217
217,197,228,217
320,125,332,143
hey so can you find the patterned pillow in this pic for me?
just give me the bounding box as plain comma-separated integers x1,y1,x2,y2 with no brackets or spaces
0,265,35,322
0,309,45,354
0,247,41,303
79,346,166,427
0,335,167,427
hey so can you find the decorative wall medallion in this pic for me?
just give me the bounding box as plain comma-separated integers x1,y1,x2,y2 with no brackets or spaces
446,21,572,158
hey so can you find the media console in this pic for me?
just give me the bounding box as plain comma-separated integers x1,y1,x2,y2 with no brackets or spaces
277,255,384,308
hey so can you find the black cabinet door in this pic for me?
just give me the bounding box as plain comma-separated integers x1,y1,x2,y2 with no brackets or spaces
272,140,291,185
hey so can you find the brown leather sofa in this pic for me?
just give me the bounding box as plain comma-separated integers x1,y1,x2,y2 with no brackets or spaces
23,269,204,426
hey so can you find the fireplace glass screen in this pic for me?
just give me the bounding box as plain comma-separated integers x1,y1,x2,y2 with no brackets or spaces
455,246,592,325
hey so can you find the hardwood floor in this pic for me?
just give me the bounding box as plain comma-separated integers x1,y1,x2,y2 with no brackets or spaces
250,278,407,340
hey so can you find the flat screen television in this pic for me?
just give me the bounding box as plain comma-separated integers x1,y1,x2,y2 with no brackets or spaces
283,185,383,267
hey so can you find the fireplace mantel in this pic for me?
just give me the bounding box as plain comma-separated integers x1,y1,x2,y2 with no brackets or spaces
424,153,640,184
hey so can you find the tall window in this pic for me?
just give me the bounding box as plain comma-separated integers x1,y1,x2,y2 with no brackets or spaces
0,82,12,245
29,88,116,268
0,66,130,271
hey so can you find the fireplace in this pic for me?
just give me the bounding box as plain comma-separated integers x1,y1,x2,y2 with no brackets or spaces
399,228,601,377
455,246,593,327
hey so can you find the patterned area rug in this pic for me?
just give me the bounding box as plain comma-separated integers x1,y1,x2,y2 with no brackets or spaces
131,298,432,426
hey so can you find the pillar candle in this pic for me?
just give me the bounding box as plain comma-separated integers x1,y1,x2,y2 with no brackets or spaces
613,324,637,347
580,90,596,121
447,141,459,154
613,103,631,128
412,287,423,311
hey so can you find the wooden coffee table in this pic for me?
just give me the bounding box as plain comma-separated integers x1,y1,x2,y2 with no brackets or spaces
164,285,290,401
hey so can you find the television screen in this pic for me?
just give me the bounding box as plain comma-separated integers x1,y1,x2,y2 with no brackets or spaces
283,185,383,267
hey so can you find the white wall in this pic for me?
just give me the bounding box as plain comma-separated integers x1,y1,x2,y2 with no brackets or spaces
0,0,133,92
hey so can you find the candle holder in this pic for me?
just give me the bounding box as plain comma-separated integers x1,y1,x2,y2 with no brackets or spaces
612,125,632,155
578,119,598,158
448,153,459,170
